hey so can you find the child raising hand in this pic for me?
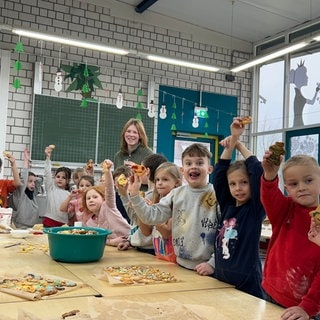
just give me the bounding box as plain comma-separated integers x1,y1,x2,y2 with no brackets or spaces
42,145,72,227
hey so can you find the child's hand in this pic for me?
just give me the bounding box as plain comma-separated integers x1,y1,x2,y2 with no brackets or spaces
101,159,113,172
230,117,245,137
128,174,142,197
280,306,309,320
308,217,320,246
261,150,283,181
115,178,129,196
24,148,31,161
4,152,16,165
219,136,231,148
70,189,79,197
194,262,214,276
45,145,55,158
145,198,153,205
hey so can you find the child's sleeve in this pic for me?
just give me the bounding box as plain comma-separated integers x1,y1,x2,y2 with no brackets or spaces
130,192,172,225
43,159,53,191
104,169,116,209
213,159,234,210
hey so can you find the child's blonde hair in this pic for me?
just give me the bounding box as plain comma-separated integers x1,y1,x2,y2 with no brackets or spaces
152,162,182,203
282,154,320,179
72,168,86,181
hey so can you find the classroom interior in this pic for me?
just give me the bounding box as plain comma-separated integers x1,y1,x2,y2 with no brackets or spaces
0,0,319,318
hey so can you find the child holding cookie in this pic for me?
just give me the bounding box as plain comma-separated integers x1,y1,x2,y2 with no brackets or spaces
12,148,42,229
42,145,72,227
308,205,320,246
0,151,21,208
261,152,320,320
213,118,266,299
81,159,130,246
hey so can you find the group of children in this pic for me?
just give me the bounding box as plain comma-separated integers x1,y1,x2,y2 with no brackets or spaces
1,117,320,319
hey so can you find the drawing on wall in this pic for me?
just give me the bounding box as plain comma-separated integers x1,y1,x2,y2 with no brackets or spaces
290,134,318,159
289,60,320,127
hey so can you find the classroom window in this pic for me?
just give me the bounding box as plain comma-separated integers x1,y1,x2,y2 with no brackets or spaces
257,61,285,132
288,52,320,128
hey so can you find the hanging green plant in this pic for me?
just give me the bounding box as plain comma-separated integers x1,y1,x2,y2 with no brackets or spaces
60,63,103,99
81,98,88,108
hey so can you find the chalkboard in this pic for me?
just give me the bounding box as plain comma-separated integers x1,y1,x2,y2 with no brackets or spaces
31,95,154,164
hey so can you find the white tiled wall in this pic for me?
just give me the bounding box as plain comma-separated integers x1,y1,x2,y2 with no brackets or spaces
0,0,252,177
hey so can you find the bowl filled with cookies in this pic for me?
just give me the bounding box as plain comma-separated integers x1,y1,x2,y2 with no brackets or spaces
44,226,112,263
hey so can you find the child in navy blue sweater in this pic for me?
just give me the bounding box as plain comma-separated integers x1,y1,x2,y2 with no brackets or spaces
213,118,266,299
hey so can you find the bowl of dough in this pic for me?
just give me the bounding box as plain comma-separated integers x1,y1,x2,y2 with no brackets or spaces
43,226,112,263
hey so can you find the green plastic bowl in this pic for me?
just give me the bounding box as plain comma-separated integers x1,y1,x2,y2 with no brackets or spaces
44,226,112,263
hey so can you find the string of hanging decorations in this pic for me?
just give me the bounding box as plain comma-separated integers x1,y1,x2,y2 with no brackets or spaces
11,36,236,131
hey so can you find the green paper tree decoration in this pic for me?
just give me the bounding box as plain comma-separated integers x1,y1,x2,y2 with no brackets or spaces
13,39,24,90
13,78,21,89
15,41,24,53
14,60,22,70
204,111,209,137
171,99,177,133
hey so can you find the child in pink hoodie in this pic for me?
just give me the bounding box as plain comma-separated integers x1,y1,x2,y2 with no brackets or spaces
81,159,130,246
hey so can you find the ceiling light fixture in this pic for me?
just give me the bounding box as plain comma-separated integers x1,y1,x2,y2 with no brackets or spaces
147,54,220,72
230,41,308,73
12,29,130,55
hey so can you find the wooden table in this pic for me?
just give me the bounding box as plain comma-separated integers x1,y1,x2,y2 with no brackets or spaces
0,234,100,303
60,245,233,297
0,233,284,319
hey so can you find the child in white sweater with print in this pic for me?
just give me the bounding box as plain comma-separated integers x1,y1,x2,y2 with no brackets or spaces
129,143,218,276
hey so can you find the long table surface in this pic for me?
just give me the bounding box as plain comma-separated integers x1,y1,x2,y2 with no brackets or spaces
0,232,284,319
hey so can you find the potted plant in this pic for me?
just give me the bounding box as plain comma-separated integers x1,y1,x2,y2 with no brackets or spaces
60,63,103,98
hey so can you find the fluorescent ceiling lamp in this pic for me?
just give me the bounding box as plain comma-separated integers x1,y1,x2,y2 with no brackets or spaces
12,29,130,55
230,41,308,73
147,54,220,72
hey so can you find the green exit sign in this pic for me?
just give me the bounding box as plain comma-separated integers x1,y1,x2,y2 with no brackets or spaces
194,106,208,118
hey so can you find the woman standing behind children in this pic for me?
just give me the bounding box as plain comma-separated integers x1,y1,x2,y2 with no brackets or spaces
60,175,95,225
12,149,42,229
261,152,320,320
42,145,72,227
151,162,182,263
81,159,130,246
114,118,153,170
213,118,265,299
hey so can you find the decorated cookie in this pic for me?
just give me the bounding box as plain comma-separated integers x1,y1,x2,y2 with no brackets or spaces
117,174,128,186
268,142,286,166
310,205,320,225
240,116,252,125
131,164,147,176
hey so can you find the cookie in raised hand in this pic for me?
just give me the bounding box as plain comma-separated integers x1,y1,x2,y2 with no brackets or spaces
268,142,286,166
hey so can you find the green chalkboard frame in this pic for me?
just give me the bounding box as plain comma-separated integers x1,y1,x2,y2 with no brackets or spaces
31,95,154,164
